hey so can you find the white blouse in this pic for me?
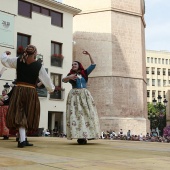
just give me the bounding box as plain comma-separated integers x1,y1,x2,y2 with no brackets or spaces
1,53,55,92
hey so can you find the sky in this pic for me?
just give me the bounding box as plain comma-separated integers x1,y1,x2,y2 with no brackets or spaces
145,0,170,51
56,0,170,51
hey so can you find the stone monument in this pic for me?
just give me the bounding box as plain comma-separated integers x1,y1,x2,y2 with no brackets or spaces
64,0,149,135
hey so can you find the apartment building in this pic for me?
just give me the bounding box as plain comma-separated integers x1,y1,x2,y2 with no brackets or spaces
0,0,80,134
146,50,170,103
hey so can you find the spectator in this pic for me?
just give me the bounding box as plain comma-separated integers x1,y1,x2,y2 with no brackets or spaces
127,130,131,140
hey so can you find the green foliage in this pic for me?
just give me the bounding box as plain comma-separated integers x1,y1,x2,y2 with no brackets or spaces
147,103,166,116
147,102,166,133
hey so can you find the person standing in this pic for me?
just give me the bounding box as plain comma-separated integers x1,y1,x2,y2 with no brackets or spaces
1,45,55,148
62,50,100,144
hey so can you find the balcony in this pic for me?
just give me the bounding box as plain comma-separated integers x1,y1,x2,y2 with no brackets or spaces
50,90,65,100
51,54,63,67
157,71,160,75
152,71,155,75
163,71,166,75
146,71,149,74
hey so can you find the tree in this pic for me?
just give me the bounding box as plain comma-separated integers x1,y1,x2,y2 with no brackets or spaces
147,103,166,135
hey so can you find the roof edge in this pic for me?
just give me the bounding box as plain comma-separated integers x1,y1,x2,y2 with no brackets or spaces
32,0,81,15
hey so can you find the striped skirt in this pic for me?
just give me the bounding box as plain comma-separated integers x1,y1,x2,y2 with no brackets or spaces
6,86,40,130
66,88,100,139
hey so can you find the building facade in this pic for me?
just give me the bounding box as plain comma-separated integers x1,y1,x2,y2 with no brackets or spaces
146,50,170,103
64,0,149,135
146,50,170,126
0,0,80,134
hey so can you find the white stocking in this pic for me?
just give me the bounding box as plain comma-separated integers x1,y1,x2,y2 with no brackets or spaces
19,127,26,142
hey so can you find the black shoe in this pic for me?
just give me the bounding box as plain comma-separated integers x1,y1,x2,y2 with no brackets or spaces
16,137,19,142
25,138,33,146
18,141,25,148
3,136,9,140
77,139,87,145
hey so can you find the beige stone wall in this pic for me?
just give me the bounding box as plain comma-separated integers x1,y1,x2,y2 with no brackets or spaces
64,0,143,14
64,0,148,135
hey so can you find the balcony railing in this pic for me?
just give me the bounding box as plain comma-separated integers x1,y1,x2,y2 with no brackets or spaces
50,90,65,100
146,71,149,74
157,71,160,75
152,71,155,74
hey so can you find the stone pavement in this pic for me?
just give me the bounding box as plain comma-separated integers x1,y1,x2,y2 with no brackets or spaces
0,137,170,170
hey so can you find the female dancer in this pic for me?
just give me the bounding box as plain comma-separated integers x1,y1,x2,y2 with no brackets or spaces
62,51,100,144
1,45,55,148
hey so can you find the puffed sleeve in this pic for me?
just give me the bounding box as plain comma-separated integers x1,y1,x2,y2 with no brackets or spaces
1,53,17,68
38,66,55,93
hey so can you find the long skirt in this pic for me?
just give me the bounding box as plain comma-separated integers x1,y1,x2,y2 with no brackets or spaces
0,106,9,136
6,86,40,130
66,88,100,139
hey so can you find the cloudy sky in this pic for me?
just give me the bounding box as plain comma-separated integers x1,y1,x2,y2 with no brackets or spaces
56,0,170,51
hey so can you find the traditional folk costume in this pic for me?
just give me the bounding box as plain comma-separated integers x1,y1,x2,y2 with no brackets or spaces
65,62,100,144
0,106,9,139
1,46,54,147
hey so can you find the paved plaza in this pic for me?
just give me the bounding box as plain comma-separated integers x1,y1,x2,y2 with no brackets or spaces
0,137,170,170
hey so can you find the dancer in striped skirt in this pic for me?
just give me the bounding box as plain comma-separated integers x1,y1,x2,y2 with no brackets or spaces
1,45,55,148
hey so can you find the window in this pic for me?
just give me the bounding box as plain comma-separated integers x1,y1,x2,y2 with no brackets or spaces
158,58,161,64
152,90,156,97
168,69,170,76
166,59,168,64
51,41,63,67
157,79,161,86
169,80,170,84
152,79,155,86
163,68,166,75
32,4,41,13
155,58,157,64
42,7,50,16
18,0,31,18
151,57,153,63
163,91,166,98
51,11,63,27
169,59,170,65
158,91,161,96
157,68,160,75
147,79,149,86
163,80,166,86
18,1,63,27
152,67,155,75
162,59,164,64
146,67,149,74
147,57,150,63
17,33,31,56
50,73,62,99
147,90,150,97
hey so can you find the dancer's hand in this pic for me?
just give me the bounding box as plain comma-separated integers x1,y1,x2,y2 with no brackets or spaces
5,51,11,55
83,50,90,56
69,74,78,81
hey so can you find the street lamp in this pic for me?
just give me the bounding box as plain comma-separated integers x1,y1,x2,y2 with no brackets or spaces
157,95,162,103
152,98,157,106
163,98,168,106
3,82,10,92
